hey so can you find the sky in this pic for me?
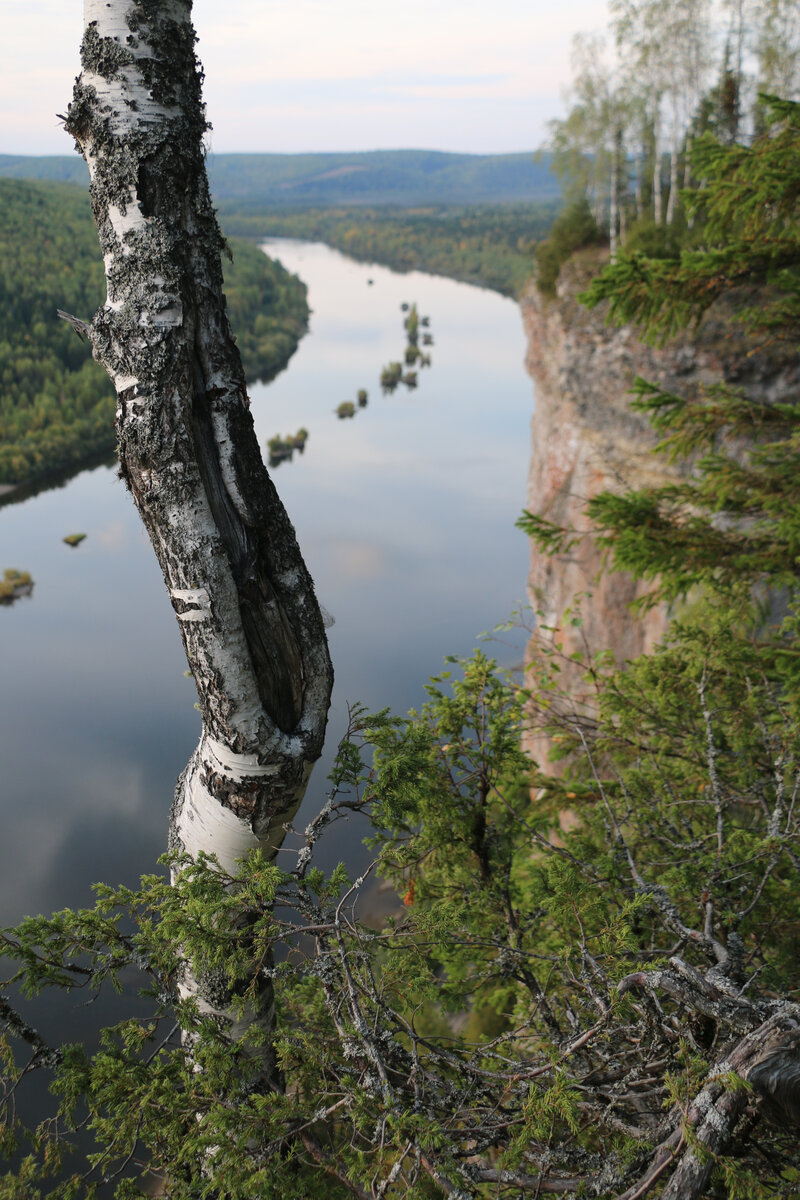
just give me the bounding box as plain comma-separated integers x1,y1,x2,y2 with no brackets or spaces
3,0,606,157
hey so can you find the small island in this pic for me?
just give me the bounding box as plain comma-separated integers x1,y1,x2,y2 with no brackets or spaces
267,429,309,466
380,362,403,393
0,569,34,604
63,533,87,547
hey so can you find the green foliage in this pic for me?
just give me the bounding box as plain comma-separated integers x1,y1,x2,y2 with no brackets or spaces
533,198,602,295
546,2,800,267
580,98,800,342
0,569,32,603
0,179,309,488
552,98,800,608
3,634,800,1195
380,362,403,393
221,237,309,384
266,429,307,466
224,203,560,297
6,90,800,1200
621,218,684,260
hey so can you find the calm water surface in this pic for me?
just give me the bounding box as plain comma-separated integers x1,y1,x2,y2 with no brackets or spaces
0,240,533,928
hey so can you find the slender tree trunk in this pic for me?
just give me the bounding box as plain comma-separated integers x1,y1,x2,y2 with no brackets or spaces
634,143,644,222
684,131,696,229
615,123,627,248
683,131,693,187
65,0,333,1069
652,103,663,225
590,171,603,231
665,109,680,225
609,133,618,261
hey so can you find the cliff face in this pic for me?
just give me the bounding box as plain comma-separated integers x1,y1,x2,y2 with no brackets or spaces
519,254,799,763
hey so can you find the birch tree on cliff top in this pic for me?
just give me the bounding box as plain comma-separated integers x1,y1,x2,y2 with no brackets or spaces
63,0,332,1047
66,0,333,854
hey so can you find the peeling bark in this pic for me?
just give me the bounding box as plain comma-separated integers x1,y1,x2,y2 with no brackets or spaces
65,0,333,1059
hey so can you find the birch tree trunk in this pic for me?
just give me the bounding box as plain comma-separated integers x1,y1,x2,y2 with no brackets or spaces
64,0,333,1068
652,102,664,224
634,140,644,221
609,131,619,260
665,111,680,225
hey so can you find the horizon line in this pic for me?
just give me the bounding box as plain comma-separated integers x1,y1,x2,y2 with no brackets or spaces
0,146,548,160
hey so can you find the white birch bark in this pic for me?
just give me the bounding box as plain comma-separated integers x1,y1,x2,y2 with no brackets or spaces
609,135,619,261
65,0,333,1076
634,143,644,222
652,102,663,225
683,132,693,188
665,104,680,225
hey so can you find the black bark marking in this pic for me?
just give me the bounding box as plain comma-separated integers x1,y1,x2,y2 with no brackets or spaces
188,367,305,732
72,0,331,805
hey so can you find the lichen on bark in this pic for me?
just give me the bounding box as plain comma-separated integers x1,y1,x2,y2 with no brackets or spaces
66,0,332,881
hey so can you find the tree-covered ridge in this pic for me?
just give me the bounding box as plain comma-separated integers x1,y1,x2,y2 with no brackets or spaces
223,203,559,297
0,178,308,487
0,149,560,209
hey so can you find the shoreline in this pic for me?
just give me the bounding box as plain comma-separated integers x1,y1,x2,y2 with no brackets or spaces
0,448,118,510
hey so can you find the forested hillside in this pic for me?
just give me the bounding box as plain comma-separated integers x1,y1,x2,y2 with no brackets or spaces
0,179,308,487
223,203,559,296
0,149,559,208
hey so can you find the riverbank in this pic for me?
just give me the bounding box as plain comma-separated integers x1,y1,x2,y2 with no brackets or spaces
0,177,309,491
222,203,558,297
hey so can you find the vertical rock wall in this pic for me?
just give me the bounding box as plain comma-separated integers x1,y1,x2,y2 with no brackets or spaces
518,254,799,769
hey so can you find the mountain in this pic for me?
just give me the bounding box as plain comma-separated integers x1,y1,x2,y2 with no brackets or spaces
0,149,557,207
0,155,89,186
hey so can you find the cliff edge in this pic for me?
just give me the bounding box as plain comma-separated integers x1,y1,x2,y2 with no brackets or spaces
519,252,800,761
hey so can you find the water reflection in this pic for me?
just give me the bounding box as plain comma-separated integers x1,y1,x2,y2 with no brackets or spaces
0,240,533,926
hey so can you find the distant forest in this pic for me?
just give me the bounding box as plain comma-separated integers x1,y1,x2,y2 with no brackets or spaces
0,178,309,487
0,151,562,493
0,148,559,209
223,204,559,297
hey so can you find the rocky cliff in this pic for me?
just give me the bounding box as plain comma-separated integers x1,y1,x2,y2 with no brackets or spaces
519,252,799,763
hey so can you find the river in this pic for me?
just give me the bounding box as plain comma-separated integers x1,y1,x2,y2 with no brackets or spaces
0,239,533,930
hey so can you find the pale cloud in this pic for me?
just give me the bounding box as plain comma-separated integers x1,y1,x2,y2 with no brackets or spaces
1,0,607,155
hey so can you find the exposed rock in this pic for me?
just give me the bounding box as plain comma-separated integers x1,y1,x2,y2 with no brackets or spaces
519,251,800,769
